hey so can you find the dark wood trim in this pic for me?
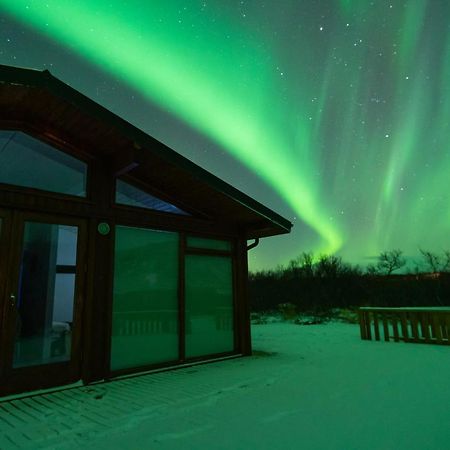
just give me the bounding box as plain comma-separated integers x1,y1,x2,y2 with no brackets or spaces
99,218,115,382
108,350,240,380
69,216,88,381
1,212,26,376
235,236,252,355
111,207,238,238
82,159,116,384
0,187,240,239
184,247,232,257
0,183,91,206
110,146,140,177
0,209,12,379
232,240,239,353
81,218,98,384
0,362,77,397
178,233,186,362
185,233,234,246
108,358,184,379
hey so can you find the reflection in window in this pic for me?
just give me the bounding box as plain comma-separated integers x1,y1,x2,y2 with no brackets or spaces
0,130,87,196
116,179,190,215
111,226,179,370
185,255,234,358
13,224,78,368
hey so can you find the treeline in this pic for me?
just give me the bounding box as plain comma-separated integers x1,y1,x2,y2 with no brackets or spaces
249,250,450,312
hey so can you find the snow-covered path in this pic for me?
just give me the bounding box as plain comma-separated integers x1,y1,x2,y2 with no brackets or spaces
1,322,450,449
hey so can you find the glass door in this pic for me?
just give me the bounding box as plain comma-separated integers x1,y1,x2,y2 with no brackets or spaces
0,211,87,396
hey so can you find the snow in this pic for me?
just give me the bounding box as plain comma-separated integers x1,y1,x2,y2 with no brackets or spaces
2,322,450,449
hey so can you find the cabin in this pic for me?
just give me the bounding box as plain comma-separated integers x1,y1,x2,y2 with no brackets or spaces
0,64,292,397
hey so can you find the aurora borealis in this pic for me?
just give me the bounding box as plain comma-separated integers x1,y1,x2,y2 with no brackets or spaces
1,0,450,270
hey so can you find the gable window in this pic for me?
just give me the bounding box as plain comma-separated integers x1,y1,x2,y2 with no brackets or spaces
0,130,87,197
115,179,190,215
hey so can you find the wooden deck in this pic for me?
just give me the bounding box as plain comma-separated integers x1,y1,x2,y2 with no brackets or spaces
358,307,450,345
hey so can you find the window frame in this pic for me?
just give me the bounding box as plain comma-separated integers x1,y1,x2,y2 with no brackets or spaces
114,177,192,217
0,125,92,201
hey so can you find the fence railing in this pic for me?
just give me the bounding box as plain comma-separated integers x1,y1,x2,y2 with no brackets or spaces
113,310,178,336
358,307,450,345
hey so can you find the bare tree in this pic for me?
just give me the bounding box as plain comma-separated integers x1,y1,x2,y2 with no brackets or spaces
365,263,379,275
419,249,441,273
442,251,450,272
316,255,342,278
288,252,314,277
376,249,406,275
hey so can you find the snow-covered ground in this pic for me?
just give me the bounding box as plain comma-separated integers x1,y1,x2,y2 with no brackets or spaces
2,322,450,449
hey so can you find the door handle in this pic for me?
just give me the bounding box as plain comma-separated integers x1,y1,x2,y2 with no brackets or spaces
10,294,16,306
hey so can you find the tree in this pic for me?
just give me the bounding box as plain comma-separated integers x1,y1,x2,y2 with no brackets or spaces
419,249,441,273
365,263,379,276
315,255,342,278
443,251,450,272
376,249,406,275
419,249,450,273
287,252,314,278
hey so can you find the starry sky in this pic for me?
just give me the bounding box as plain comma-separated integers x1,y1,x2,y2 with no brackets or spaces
1,0,449,271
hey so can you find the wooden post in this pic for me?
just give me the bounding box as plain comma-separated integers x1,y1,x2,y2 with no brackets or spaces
400,314,409,342
432,312,443,344
373,312,380,341
420,313,431,343
236,237,252,355
444,313,450,343
410,312,419,343
382,316,390,341
392,316,400,342
358,309,367,340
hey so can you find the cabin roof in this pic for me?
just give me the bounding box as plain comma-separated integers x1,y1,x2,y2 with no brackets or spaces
0,64,292,238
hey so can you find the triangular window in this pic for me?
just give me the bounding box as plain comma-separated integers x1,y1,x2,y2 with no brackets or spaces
0,130,87,196
115,180,190,215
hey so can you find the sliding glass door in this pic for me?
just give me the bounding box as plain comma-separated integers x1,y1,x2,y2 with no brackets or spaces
111,226,179,371
185,254,234,358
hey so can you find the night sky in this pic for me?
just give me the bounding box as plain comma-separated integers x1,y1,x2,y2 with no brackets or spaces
1,0,450,271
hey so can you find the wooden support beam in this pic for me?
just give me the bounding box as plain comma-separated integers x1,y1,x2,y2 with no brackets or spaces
110,144,141,177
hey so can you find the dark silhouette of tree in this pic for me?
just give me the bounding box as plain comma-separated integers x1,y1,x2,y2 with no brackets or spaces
249,250,450,313
420,249,441,272
419,249,450,273
375,249,406,275
444,251,450,272
365,263,379,275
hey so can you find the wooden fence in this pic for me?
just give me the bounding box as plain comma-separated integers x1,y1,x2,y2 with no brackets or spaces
358,307,450,345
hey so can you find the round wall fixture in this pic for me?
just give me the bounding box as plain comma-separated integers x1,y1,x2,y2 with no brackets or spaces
97,222,111,236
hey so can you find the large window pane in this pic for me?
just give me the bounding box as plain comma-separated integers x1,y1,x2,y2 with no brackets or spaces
111,226,179,371
13,224,78,368
185,255,234,358
0,131,86,197
116,180,189,215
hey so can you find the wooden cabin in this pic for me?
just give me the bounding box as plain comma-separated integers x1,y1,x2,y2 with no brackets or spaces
0,64,291,397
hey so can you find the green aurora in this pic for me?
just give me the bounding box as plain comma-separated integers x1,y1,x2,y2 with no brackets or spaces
1,0,450,270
